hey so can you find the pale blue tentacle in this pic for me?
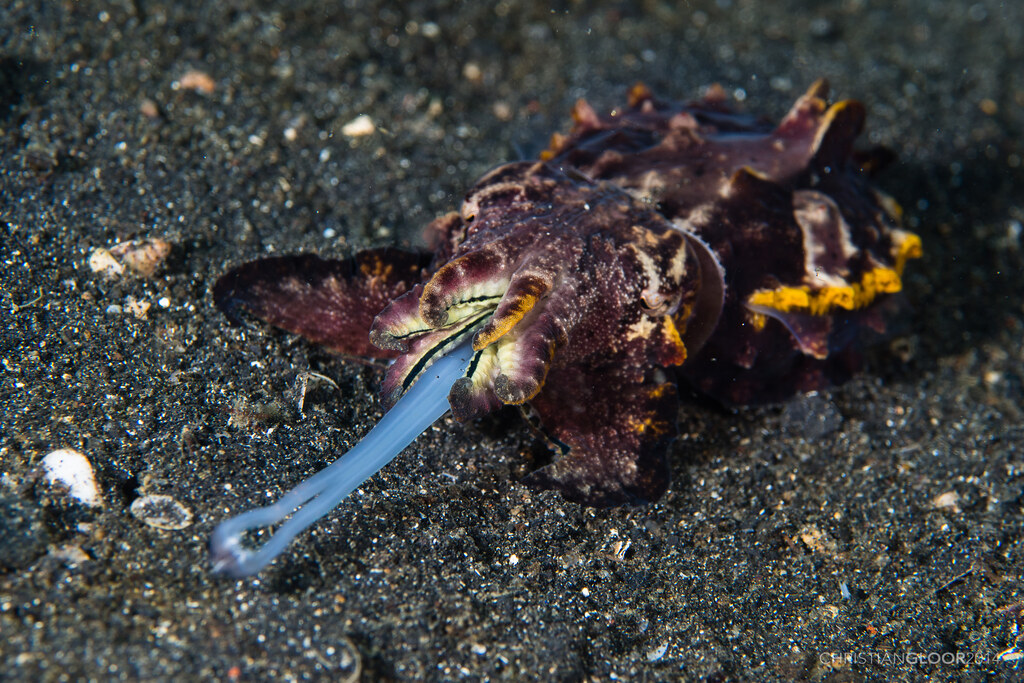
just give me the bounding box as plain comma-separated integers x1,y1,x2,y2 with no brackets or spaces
209,339,474,578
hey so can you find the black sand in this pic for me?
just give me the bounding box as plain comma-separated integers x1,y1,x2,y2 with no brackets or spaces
1,1,1022,680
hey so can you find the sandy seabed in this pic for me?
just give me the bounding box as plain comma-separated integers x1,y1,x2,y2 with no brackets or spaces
1,1,1023,680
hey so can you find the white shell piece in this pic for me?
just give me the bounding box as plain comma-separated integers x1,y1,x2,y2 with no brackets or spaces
130,494,193,530
41,448,102,507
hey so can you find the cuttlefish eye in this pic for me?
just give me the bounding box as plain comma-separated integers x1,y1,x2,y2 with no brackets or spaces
641,290,682,316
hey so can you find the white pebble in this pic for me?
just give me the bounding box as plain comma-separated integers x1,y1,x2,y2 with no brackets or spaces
930,490,960,512
646,642,669,662
421,21,440,39
341,114,376,137
41,449,102,507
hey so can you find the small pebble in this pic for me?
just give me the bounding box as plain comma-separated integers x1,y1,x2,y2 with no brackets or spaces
130,494,193,530
492,101,513,121
646,642,669,662
40,449,102,508
139,98,161,119
175,69,216,94
341,115,376,137
283,114,307,142
420,21,440,39
462,62,482,83
930,490,960,512
125,296,151,319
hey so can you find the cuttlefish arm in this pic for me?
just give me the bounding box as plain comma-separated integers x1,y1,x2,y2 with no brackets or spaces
213,247,431,358
523,362,680,507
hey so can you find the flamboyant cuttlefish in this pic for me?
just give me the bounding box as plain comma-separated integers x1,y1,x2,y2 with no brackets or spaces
209,80,921,576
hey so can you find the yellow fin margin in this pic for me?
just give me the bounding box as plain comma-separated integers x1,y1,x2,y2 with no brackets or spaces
746,230,922,318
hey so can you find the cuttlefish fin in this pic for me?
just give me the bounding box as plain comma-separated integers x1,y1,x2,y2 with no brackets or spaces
213,248,432,358
522,363,679,507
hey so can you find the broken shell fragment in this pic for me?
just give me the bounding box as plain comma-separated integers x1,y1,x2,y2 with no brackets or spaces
130,494,193,530
88,248,126,279
110,238,172,277
89,238,172,279
40,448,102,508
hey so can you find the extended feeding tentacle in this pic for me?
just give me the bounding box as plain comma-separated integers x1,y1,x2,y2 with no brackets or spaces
209,340,475,578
